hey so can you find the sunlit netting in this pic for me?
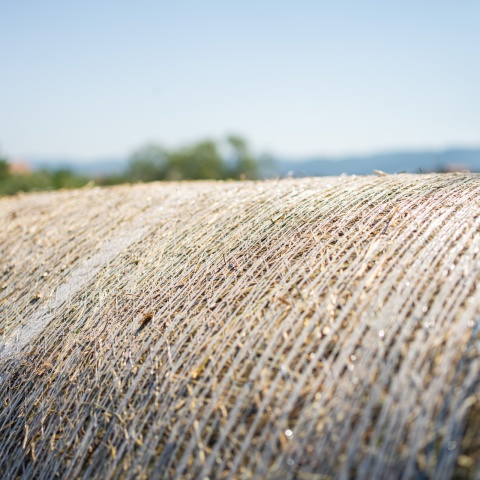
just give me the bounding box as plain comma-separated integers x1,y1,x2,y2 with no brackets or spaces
1,174,480,479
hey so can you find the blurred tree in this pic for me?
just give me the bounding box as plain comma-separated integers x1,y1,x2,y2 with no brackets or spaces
0,136,276,196
226,135,259,180
50,168,89,189
168,140,224,180
128,144,169,181
0,157,9,179
127,139,225,181
0,152,89,195
125,135,272,183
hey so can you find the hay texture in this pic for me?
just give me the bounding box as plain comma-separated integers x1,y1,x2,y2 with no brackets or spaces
1,173,480,479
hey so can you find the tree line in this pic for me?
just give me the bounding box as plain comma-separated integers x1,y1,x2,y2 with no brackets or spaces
0,136,273,195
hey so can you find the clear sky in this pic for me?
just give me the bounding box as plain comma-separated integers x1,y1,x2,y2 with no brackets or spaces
1,0,479,160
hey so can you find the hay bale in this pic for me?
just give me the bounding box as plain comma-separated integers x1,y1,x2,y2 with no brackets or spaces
1,174,479,479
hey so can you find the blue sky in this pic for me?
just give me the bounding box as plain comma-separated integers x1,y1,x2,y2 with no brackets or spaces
1,1,479,160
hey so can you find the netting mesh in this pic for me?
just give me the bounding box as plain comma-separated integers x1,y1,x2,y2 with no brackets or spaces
1,173,480,479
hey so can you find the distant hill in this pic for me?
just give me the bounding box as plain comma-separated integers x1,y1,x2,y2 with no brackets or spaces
276,148,480,177
24,147,480,178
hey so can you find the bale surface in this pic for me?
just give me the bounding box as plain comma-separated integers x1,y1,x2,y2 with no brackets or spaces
1,174,480,479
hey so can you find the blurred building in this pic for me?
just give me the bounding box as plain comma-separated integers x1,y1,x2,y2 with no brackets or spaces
8,160,31,174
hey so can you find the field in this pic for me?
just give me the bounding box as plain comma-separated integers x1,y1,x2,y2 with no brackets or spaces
1,174,480,479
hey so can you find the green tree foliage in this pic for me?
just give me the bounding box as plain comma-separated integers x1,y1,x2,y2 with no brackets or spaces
126,135,271,182
0,154,89,196
0,136,275,196
168,140,224,180
48,168,89,189
226,135,259,180
0,157,9,179
128,144,169,182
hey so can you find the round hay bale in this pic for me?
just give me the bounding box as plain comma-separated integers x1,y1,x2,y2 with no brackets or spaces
1,173,479,479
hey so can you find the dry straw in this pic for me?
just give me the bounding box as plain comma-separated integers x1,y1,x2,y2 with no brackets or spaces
1,173,480,479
